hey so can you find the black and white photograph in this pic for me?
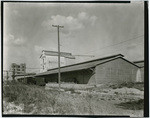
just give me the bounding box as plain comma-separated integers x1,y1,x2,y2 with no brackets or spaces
2,1,147,117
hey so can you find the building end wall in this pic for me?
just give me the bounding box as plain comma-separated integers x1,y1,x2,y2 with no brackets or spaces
95,58,139,84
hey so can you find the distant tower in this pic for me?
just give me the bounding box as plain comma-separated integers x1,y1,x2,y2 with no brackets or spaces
39,50,75,72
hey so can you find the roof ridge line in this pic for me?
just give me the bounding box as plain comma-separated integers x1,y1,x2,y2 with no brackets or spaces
42,50,72,54
47,54,124,71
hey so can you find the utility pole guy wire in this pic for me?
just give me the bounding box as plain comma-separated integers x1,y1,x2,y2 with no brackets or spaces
52,25,64,90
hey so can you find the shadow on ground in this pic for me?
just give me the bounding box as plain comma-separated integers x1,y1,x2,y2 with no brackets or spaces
115,99,144,110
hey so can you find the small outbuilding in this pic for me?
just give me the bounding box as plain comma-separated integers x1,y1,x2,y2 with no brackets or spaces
133,60,144,82
36,54,141,85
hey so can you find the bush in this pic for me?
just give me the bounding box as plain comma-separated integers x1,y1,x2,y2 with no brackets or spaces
3,81,28,102
109,82,144,90
3,81,57,113
116,99,144,110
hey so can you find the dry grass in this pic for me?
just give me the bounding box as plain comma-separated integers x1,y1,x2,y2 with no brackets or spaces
3,80,144,116
3,80,57,114
109,82,144,91
116,99,144,110
4,81,92,114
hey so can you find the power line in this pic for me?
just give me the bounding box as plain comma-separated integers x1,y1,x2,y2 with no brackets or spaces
95,42,144,60
96,40,144,55
84,34,144,55
73,55,95,57
26,67,41,69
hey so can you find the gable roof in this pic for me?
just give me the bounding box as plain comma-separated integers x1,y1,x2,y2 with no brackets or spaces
133,60,144,63
40,50,75,59
133,60,144,68
36,54,137,77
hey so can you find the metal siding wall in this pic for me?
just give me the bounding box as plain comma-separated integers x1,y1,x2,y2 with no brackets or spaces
36,77,45,85
76,71,84,84
95,58,139,84
61,72,77,83
45,74,58,83
82,70,92,84
87,74,96,85
43,70,93,84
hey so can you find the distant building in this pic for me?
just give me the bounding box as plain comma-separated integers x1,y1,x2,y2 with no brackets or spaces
11,63,26,74
40,50,75,72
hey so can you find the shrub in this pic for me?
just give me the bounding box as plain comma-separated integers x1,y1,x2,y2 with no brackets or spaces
116,99,144,110
109,82,139,89
3,81,57,113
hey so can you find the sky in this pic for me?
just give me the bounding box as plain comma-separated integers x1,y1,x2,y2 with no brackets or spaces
3,1,144,72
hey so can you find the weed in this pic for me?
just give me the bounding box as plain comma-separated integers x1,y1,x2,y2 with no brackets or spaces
64,88,75,94
100,98,105,100
3,80,144,116
114,92,119,95
116,99,144,110
109,82,144,91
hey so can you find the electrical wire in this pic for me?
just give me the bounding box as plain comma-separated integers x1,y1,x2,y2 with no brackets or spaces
84,34,144,55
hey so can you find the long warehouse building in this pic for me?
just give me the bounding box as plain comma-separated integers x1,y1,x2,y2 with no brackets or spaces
34,54,142,85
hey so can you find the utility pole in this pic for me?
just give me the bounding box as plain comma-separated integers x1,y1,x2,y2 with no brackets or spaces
12,69,15,80
24,66,26,83
52,25,64,90
6,71,9,81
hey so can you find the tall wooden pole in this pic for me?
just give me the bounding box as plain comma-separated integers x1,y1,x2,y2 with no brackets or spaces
12,69,15,80
6,71,9,80
52,25,64,90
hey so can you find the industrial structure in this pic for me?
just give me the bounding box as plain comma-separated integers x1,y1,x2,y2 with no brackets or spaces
34,54,141,85
133,60,144,82
40,50,75,72
15,54,144,86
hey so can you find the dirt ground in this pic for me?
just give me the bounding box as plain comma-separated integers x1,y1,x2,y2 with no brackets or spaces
45,82,144,117
3,82,144,117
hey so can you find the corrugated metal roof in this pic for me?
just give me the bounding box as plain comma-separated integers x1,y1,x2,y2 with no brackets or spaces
133,60,144,64
15,73,36,76
15,75,35,79
36,54,124,76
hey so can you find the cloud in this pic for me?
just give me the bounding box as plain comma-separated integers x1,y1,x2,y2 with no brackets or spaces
42,15,83,31
5,34,25,46
90,16,97,26
42,12,97,31
34,45,45,53
78,12,89,20
78,12,97,26
14,38,25,45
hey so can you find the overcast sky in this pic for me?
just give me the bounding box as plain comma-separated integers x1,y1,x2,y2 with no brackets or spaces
3,2,144,72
